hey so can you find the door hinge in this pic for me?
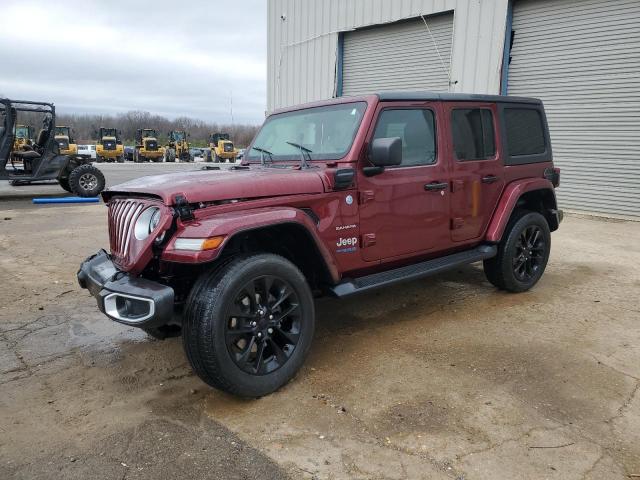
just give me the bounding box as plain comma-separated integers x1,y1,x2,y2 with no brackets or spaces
362,233,376,248
359,190,375,205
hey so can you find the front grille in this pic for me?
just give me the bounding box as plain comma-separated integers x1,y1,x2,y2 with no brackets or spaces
108,199,146,266
224,143,233,152
145,140,158,151
104,140,116,150
58,139,69,150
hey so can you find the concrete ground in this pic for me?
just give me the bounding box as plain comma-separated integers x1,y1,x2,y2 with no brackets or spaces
0,159,232,200
0,195,638,479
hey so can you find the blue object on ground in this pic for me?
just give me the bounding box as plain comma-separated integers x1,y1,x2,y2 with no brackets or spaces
32,197,100,204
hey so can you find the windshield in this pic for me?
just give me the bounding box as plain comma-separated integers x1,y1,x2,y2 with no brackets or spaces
246,102,367,163
173,131,185,141
55,126,70,137
143,129,157,137
102,128,117,137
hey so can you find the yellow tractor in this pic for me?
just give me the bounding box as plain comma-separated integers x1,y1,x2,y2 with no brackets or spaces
134,128,165,163
95,127,124,163
54,126,78,156
205,132,237,163
165,130,193,162
12,124,34,151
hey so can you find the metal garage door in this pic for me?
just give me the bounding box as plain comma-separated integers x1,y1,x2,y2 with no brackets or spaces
342,13,453,96
507,0,640,218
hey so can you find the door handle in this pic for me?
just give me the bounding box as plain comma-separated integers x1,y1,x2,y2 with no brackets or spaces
481,175,499,184
424,181,448,191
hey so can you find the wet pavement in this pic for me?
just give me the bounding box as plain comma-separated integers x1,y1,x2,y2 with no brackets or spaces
0,200,639,479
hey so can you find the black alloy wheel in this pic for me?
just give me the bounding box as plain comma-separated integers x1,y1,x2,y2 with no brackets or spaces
182,253,315,397
483,210,551,292
225,275,301,375
512,225,545,282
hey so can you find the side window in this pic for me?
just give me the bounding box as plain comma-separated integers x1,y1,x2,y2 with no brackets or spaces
372,109,436,166
451,108,496,161
504,108,546,156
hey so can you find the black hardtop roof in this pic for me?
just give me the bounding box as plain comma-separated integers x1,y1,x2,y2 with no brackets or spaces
376,91,542,105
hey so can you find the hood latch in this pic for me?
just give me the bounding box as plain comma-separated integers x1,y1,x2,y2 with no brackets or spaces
174,194,194,221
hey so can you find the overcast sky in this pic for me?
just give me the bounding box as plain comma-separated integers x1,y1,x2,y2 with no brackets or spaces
0,1,267,124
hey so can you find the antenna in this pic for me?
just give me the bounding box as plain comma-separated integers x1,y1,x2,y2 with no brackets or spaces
230,90,234,125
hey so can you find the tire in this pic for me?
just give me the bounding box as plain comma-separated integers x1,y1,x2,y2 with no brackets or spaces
483,210,551,293
117,155,124,163
205,150,212,162
59,177,72,193
165,149,176,162
68,164,106,197
182,254,315,397
133,150,140,163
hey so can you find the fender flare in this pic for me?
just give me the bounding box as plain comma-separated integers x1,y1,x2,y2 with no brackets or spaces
485,178,557,243
161,206,340,282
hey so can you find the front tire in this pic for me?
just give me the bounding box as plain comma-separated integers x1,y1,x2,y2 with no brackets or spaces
68,164,106,197
182,254,315,397
483,210,551,293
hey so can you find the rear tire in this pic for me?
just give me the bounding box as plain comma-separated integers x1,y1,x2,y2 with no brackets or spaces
483,210,551,292
68,164,105,197
182,254,315,397
96,156,104,163
117,155,124,163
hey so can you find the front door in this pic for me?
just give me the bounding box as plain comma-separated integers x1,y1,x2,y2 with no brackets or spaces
357,102,451,262
444,103,505,242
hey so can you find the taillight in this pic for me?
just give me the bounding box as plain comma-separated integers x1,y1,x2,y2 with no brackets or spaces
544,167,560,187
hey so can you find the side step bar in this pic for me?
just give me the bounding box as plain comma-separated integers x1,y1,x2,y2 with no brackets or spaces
330,245,497,298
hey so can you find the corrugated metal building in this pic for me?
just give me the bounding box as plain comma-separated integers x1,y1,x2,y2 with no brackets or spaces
267,0,640,218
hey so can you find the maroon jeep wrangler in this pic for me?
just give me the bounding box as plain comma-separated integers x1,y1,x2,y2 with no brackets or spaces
79,92,562,397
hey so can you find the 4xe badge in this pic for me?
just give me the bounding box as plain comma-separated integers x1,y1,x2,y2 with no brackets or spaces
336,236,358,254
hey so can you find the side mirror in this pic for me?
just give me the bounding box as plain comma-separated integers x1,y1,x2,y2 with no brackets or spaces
370,137,402,167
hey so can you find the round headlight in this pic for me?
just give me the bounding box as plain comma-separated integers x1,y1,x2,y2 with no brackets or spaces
134,207,161,241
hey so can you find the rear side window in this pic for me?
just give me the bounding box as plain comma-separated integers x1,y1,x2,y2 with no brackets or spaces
451,109,495,160
504,108,546,156
372,109,436,166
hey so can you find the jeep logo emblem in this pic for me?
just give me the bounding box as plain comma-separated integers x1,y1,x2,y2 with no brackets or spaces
337,237,358,247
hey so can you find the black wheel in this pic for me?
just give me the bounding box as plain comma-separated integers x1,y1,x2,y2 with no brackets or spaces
59,177,72,192
182,254,315,397
483,210,551,293
117,155,124,163
96,156,104,163
68,164,105,197
214,153,220,163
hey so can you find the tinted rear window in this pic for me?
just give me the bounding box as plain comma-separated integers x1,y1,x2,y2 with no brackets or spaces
504,108,546,156
451,108,495,160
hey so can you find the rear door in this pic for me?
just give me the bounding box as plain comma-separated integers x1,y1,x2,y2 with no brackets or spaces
357,101,451,262
444,103,505,242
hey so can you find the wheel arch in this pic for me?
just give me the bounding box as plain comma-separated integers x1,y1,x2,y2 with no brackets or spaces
486,179,559,243
162,208,340,289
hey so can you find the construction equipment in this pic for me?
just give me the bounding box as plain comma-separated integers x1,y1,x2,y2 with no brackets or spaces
205,132,237,163
134,128,165,163
54,125,78,156
95,127,124,163
164,130,193,162
1,98,105,197
12,124,35,151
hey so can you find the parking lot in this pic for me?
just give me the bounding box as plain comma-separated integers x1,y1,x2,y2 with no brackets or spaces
0,160,233,200
1,167,639,479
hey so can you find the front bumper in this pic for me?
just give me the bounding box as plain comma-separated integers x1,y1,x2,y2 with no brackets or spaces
77,250,174,328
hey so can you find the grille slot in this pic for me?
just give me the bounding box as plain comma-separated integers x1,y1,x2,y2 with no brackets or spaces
108,199,145,265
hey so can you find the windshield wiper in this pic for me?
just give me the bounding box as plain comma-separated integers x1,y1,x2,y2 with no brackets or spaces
285,141,313,169
252,146,273,166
